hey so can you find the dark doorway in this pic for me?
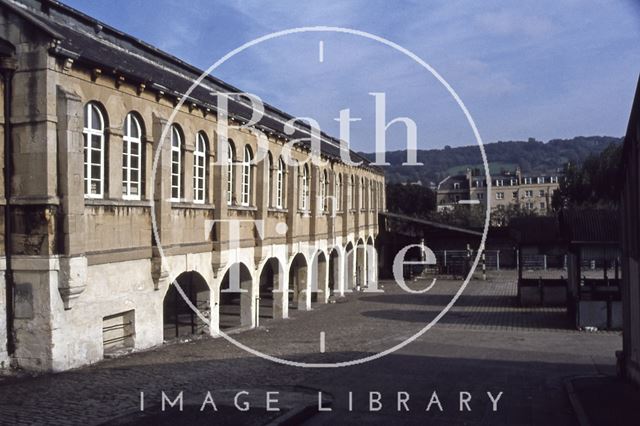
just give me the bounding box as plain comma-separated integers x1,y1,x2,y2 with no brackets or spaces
163,272,210,340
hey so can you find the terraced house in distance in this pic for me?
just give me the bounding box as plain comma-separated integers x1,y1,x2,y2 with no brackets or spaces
0,0,385,372
436,167,560,215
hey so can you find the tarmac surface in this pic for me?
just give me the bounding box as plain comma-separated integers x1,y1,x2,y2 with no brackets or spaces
0,271,622,425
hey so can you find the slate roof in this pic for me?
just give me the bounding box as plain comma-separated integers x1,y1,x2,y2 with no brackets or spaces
2,0,380,173
560,209,620,244
381,211,482,236
437,175,469,191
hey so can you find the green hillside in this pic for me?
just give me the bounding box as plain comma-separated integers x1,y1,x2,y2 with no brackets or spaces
359,136,622,185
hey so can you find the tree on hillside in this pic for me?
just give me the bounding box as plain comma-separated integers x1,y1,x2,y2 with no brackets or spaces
551,143,622,210
385,183,436,216
490,204,541,227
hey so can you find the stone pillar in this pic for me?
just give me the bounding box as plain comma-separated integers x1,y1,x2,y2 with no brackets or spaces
211,132,230,274
107,127,122,200
55,87,87,310
286,164,299,251
151,114,171,290
298,261,311,311
274,264,288,319
182,137,194,203
354,177,361,233
336,250,345,297
254,150,269,265
309,165,319,241
342,174,349,237
0,257,7,368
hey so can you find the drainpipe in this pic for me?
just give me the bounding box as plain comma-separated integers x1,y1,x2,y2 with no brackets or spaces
1,56,16,356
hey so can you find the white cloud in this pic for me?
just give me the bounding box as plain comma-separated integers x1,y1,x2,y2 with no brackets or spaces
475,10,556,39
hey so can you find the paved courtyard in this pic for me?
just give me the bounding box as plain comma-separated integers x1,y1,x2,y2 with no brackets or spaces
0,271,621,425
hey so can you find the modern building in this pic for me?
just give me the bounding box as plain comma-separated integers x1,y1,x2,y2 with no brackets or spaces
0,0,385,372
620,75,640,386
437,167,560,214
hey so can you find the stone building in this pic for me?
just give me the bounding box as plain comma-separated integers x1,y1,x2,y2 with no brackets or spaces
0,0,385,371
620,75,640,386
436,167,560,214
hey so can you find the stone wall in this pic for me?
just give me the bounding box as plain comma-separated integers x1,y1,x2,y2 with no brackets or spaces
0,265,7,369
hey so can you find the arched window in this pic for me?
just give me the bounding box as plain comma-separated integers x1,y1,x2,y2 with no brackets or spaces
241,145,252,206
170,125,182,201
360,177,365,209
370,180,375,210
193,132,207,203
276,157,285,208
321,170,329,212
122,113,142,200
371,181,376,211
350,175,355,210
83,102,105,198
300,165,310,211
335,173,342,211
266,152,273,208
226,140,235,205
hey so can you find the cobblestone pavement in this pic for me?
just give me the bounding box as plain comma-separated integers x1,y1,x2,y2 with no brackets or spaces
0,272,621,425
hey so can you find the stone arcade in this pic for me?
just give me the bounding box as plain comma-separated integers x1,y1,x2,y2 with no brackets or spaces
0,0,385,371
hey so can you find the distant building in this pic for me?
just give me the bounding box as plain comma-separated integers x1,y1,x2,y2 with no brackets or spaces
436,167,560,214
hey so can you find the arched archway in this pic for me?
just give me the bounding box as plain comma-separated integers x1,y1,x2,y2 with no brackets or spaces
258,258,286,322
219,263,254,330
344,241,355,290
311,251,328,303
329,248,341,296
288,253,309,310
163,271,211,340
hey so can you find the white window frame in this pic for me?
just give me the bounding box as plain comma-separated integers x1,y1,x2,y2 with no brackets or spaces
300,166,310,211
193,132,207,204
335,174,342,211
241,146,252,206
83,103,105,199
122,113,142,200
550,176,558,183
525,190,533,198
276,157,285,209
523,177,533,185
496,192,504,200
349,176,355,210
319,171,326,212
495,179,504,187
266,154,272,208
537,177,545,184
453,182,460,189
170,125,182,202
370,183,374,211
226,141,234,205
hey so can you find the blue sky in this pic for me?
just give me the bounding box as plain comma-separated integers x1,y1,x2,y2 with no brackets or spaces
64,0,640,152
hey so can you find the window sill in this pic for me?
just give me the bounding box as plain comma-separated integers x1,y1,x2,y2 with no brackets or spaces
229,205,258,212
172,202,215,210
268,207,288,213
85,198,151,208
